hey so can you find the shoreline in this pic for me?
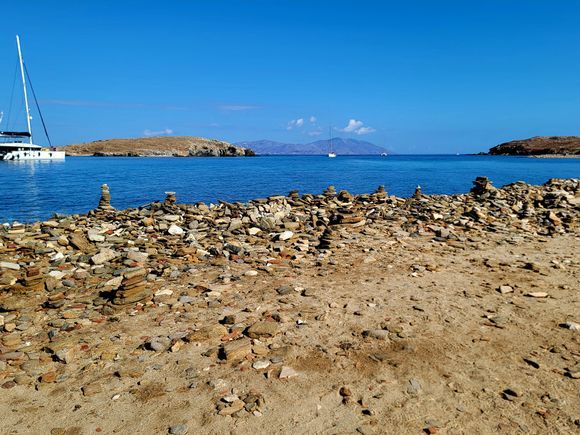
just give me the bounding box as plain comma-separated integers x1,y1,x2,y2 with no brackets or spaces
0,177,579,433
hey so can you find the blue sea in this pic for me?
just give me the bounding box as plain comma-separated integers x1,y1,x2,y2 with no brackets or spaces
0,155,578,223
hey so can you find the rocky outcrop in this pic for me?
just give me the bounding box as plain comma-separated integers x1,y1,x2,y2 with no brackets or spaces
61,136,255,157
489,136,580,156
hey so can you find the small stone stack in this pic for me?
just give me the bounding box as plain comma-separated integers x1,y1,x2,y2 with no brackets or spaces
471,177,495,198
112,267,151,305
23,266,45,292
519,201,535,218
323,185,336,197
164,192,177,206
413,185,422,199
317,227,337,250
97,184,114,210
337,190,354,203
373,185,387,201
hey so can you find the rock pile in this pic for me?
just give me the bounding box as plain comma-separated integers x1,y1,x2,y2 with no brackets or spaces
0,176,578,398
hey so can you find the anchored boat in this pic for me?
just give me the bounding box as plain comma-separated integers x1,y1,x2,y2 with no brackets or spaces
0,35,64,161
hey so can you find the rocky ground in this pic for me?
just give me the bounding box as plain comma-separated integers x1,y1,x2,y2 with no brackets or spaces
0,178,579,434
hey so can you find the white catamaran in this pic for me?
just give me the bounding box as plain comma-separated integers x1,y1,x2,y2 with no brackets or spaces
0,35,64,161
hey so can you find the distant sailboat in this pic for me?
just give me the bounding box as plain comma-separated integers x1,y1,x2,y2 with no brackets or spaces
328,126,336,158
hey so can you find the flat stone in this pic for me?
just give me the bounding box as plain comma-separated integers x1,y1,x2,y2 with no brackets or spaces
498,285,514,294
246,321,278,339
363,329,389,340
252,360,270,370
168,224,184,236
278,231,294,241
91,248,118,265
0,261,20,271
524,292,548,298
221,338,252,361
279,366,299,379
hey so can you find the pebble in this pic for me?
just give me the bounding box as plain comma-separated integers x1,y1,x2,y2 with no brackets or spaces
168,423,188,435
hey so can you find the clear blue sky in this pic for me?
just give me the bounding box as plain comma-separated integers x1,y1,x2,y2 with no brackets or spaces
1,1,579,153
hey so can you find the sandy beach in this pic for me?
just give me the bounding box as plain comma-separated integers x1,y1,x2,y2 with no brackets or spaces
0,178,578,434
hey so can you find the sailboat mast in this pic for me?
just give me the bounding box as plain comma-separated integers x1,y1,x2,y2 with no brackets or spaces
329,125,333,153
16,35,33,144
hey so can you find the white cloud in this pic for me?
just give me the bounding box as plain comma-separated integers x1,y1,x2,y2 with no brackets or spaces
355,126,376,135
309,116,317,124
219,104,260,111
143,128,174,137
339,119,376,135
287,118,305,130
307,129,323,137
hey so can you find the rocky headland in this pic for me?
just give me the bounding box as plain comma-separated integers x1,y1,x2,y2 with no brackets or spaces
61,136,255,157
489,136,580,156
0,178,579,433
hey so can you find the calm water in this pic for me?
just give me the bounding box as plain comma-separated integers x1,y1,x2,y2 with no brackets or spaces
0,155,578,222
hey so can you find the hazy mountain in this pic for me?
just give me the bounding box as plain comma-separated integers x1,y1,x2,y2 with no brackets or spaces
236,138,391,155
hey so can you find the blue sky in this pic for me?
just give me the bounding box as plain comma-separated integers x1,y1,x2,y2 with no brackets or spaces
1,1,579,153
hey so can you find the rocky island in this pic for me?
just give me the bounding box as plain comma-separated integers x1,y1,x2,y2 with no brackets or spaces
489,136,580,156
60,136,255,157
0,178,579,433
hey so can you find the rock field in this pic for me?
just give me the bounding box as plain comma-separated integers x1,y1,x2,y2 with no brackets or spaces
0,177,578,434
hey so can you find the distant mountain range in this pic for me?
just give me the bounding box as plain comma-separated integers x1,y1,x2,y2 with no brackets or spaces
235,138,391,155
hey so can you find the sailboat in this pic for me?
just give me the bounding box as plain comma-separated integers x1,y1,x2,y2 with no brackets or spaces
327,126,336,158
0,35,64,161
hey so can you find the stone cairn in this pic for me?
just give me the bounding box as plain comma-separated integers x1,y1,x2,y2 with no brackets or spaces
323,185,336,197
97,184,114,210
471,176,495,198
112,267,150,305
317,227,337,250
373,185,387,200
164,191,177,206
413,185,422,199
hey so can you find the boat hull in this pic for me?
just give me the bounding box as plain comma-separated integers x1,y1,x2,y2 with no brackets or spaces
2,149,65,161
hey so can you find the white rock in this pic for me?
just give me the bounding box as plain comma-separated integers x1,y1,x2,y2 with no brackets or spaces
127,251,149,262
48,271,65,279
525,292,548,298
168,224,184,236
279,366,299,379
252,360,270,370
248,227,261,235
0,261,20,271
91,248,118,265
498,285,514,294
564,321,580,331
244,270,258,277
50,252,65,262
155,289,174,297
278,231,294,241
87,231,105,242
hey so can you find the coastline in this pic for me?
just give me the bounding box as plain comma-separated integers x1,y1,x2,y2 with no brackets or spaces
0,177,579,433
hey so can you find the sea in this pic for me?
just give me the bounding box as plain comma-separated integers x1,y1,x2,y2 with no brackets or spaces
1,155,578,223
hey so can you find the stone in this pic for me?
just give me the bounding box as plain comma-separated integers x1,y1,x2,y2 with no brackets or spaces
186,324,227,342
524,292,548,298
362,329,389,340
91,248,118,265
278,231,294,241
279,366,299,379
168,224,184,236
252,360,270,370
221,338,252,361
0,261,20,271
168,424,188,435
407,378,422,395
246,321,278,339
562,321,580,331
498,285,514,294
